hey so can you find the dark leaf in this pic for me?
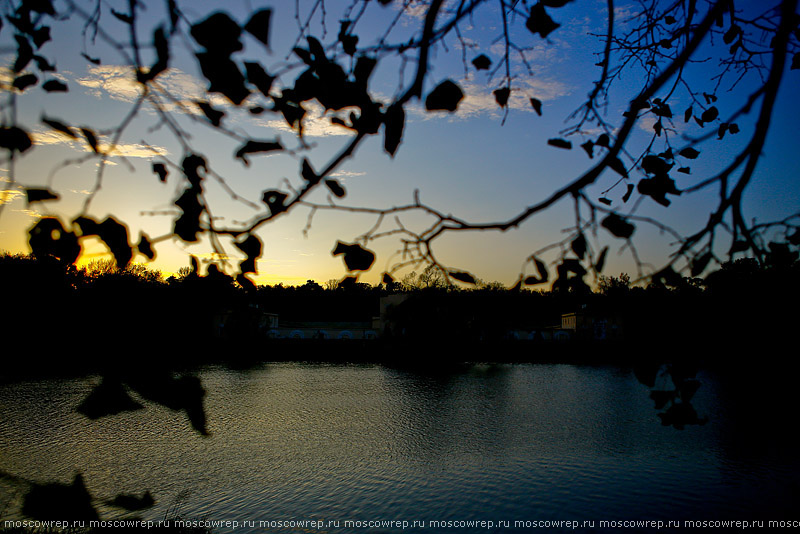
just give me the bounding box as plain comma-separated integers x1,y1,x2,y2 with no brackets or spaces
653,119,663,136
642,155,672,176
530,98,542,116
244,9,272,47
168,0,180,32
245,62,274,97
677,166,690,174
81,53,101,65
14,35,33,72
137,27,170,82
182,154,207,187
42,116,76,138
97,217,132,268
235,234,262,275
730,240,748,253
598,197,612,205
581,140,594,158
601,213,635,239
679,147,700,159
472,54,491,70
547,138,572,149
728,123,740,134
354,55,377,87
108,492,155,512
196,101,224,126
34,55,56,71
22,474,98,521
622,183,634,203
449,270,476,284
659,38,672,48
524,257,549,285
341,33,359,56
73,216,100,237
596,133,610,147
382,272,394,284
77,379,143,419
174,186,203,242
28,217,81,264
665,15,676,24
701,106,718,123
152,162,168,182
332,241,375,271
195,52,249,105
703,92,717,104
249,106,265,115
234,139,283,165
652,101,672,118
262,190,288,215
13,73,38,91
608,156,628,177
571,232,587,259
0,126,33,153
26,188,59,203
42,79,67,92
526,3,560,38
137,233,155,260
111,9,133,24
383,104,405,157
425,79,463,112
723,24,741,44
493,87,510,108
80,128,99,153
301,158,319,184
595,246,608,272
684,105,692,123
691,252,712,277
324,179,346,198
191,12,242,54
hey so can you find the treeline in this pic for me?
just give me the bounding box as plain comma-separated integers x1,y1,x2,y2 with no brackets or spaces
2,252,798,373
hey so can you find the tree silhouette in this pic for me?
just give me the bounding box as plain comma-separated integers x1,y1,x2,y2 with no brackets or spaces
1,0,798,290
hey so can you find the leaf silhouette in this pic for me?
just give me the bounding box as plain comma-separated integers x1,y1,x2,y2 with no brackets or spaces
530,97,542,116
152,162,168,182
28,217,81,264
425,79,463,112
571,232,587,259
42,79,67,92
0,126,33,153
383,104,405,157
80,127,99,153
472,54,491,70
449,270,476,284
76,378,143,419
332,241,375,271
493,87,510,108
526,3,560,38
601,213,635,239
701,106,718,123
262,190,288,215
325,178,346,198
195,52,249,105
244,9,272,47
301,158,319,184
608,156,628,177
97,217,133,268
679,147,700,159
13,73,38,91
245,62,275,97
23,474,98,521
191,12,242,54
137,233,155,260
26,188,59,203
622,183,634,203
235,233,262,275
196,101,225,126
235,139,283,165
547,138,572,149
595,246,608,272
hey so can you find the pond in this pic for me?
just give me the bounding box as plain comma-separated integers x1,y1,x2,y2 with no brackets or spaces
0,363,796,532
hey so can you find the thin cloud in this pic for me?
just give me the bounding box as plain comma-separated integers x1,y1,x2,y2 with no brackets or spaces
31,129,168,158
260,101,358,138
0,189,24,205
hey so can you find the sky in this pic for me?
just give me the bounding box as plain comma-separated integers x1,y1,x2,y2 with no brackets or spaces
1,0,799,287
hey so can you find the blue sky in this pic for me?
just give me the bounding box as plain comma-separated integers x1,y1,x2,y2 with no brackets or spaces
2,0,799,286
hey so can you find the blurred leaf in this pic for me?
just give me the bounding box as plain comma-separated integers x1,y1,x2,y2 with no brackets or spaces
677,166,691,174
524,257,549,285
42,79,67,92
26,188,59,203
701,106,718,123
80,127,99,153
382,272,394,284
174,186,203,242
493,87,510,108
449,270,476,284
728,123,739,134
598,197,612,205
0,126,33,153
111,8,133,24
684,105,692,123
97,217,132,268
595,246,608,272
245,61,274,97
191,12,242,54
235,139,283,165
596,133,610,147
81,53,101,65
723,24,741,44
195,52,249,105
13,73,38,91
526,3,560,38
571,232,587,259
601,213,635,239
642,155,672,176
332,241,375,271
28,217,81,264
622,183,634,203
547,138,572,149
244,9,272,47
691,252,712,277
383,104,405,157
138,233,155,260
23,474,98,521
196,101,224,126
152,162,168,182
324,179,346,198
182,154,207,187
472,54,491,70
425,80,463,112
679,147,700,159
138,27,169,83
262,190,288,215
530,98,542,116
581,140,594,158
301,158,319,184
703,92,717,104
14,35,33,72
608,156,628,177
73,216,100,237
235,233,262,275
77,379,143,419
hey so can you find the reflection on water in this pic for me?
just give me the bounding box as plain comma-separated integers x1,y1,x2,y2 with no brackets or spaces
1,363,797,531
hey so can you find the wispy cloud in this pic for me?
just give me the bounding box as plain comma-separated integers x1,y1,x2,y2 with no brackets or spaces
259,101,358,138
31,129,168,158
0,189,24,205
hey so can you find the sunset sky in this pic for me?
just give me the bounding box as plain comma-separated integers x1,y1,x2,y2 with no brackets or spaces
1,0,798,287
